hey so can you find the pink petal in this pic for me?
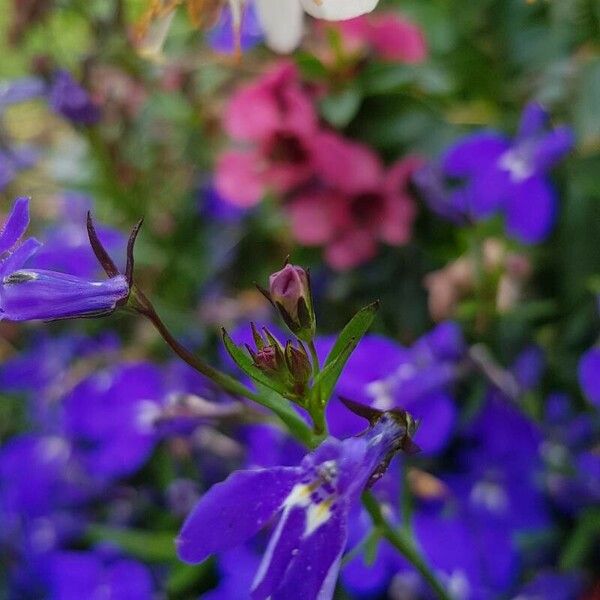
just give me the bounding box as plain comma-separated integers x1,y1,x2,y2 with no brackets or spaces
287,190,338,245
369,14,427,63
215,150,265,207
312,132,382,194
325,229,377,270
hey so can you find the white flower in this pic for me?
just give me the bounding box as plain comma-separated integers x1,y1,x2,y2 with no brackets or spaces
255,0,381,53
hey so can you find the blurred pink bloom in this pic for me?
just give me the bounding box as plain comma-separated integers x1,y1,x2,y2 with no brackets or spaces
288,141,422,270
216,62,318,206
335,13,427,62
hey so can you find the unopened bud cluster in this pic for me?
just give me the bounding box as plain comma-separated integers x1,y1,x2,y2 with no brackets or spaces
246,323,312,402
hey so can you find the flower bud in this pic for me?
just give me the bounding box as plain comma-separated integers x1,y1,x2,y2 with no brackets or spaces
285,341,312,390
264,263,315,342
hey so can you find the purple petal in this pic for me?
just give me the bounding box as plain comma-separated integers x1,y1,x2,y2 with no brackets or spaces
0,197,30,255
531,127,574,172
578,347,600,407
517,102,549,139
0,77,46,106
443,132,510,177
0,237,42,278
0,271,128,321
177,467,300,563
505,176,556,243
269,503,348,600
468,165,512,218
405,392,456,455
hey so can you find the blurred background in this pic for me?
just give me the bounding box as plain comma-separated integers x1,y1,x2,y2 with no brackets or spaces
0,0,599,598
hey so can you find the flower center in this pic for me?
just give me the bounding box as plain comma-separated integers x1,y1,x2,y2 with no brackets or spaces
267,132,309,165
498,143,535,183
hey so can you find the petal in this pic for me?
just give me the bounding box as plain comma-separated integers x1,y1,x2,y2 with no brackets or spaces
504,176,556,243
300,0,380,21
0,197,30,255
255,0,305,54
368,14,427,63
287,191,338,245
531,126,574,172
468,165,512,218
312,131,382,194
324,229,377,270
271,503,348,600
578,347,600,407
0,237,42,279
0,271,128,321
177,467,300,563
404,392,456,455
517,102,549,140
252,501,349,600
443,132,509,177
215,150,265,207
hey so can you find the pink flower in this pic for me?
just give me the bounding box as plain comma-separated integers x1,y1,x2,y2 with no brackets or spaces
288,138,422,270
216,62,318,207
333,13,427,63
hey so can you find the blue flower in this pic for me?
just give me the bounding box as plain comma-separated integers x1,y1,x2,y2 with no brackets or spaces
319,322,464,454
48,69,101,125
0,197,129,322
177,410,417,600
62,362,163,480
207,1,264,54
48,549,154,600
417,102,574,243
578,346,600,408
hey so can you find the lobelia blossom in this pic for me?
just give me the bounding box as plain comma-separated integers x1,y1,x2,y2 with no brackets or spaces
207,0,264,54
317,321,464,453
48,69,101,125
288,139,421,270
177,403,419,600
578,346,600,408
216,61,318,207
0,197,129,322
417,102,574,243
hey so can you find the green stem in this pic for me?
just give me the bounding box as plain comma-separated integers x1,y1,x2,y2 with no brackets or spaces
308,340,321,378
130,287,317,448
362,491,452,600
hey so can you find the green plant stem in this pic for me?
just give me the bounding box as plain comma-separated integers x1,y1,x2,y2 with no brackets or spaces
362,491,452,600
129,287,317,448
308,340,321,378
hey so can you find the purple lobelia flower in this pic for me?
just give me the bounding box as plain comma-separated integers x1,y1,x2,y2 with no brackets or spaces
318,321,464,454
48,549,154,600
578,346,600,407
177,405,418,600
207,0,264,54
418,102,574,243
0,197,129,322
61,362,163,480
48,69,101,125
0,76,46,107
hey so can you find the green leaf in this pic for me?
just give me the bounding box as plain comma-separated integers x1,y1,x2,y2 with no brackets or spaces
313,302,379,405
559,507,600,570
87,525,177,563
295,52,328,80
319,88,362,128
221,329,289,398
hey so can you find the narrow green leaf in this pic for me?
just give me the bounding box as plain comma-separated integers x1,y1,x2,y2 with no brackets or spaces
313,302,379,404
319,88,362,128
87,525,177,562
221,329,289,397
